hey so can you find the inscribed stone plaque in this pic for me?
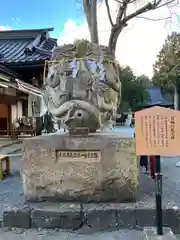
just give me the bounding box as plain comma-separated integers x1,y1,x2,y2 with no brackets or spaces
56,150,101,162
135,106,180,156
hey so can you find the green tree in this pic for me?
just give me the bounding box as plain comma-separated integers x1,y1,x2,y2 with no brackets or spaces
120,66,149,112
137,74,151,87
153,32,180,108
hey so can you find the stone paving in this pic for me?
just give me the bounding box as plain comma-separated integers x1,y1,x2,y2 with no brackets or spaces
1,134,180,237
1,155,180,221
1,155,180,217
0,228,146,239
0,156,23,221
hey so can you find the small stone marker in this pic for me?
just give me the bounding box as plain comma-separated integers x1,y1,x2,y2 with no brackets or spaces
135,106,180,156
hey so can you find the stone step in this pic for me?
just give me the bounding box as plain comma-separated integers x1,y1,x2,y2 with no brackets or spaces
2,202,180,234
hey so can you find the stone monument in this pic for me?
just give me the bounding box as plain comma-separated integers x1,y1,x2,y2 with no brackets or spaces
21,40,139,202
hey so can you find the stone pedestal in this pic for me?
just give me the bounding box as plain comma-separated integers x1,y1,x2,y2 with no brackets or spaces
21,132,139,202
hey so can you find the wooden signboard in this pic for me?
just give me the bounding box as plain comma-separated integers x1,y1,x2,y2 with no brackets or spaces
135,106,180,156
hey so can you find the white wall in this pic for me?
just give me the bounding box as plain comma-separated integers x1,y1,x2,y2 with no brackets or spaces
11,101,23,123
11,105,17,123
17,101,22,118
28,95,33,117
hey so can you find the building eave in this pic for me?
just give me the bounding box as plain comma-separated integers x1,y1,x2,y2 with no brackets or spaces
3,60,46,69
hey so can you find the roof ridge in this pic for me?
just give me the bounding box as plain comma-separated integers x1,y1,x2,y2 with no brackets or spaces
0,28,54,34
0,29,57,64
0,28,54,40
34,46,52,57
24,32,46,55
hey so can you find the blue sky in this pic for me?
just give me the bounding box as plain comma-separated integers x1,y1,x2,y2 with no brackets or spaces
0,0,85,38
1,0,179,76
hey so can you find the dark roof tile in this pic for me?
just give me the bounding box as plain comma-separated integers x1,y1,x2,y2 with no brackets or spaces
145,87,173,106
0,28,57,64
0,64,19,78
41,38,57,51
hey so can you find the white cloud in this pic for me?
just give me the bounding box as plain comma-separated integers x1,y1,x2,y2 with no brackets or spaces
58,1,179,77
0,26,11,31
58,19,90,45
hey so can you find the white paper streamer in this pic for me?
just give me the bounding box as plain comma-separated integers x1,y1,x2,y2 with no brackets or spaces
86,59,97,74
69,58,80,78
69,56,106,81
97,54,105,81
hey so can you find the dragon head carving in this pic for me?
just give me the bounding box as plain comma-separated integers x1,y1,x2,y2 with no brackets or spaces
43,40,121,132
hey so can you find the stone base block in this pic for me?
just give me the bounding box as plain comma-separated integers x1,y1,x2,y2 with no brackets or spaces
30,203,82,229
21,132,139,202
144,227,177,239
2,203,180,233
3,206,30,229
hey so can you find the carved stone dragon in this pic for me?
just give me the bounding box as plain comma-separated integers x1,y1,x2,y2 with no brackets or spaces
43,40,121,132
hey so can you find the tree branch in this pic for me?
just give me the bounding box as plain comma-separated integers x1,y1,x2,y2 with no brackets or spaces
122,2,154,23
122,0,177,23
105,0,115,27
83,0,91,33
114,0,123,3
82,0,99,44
136,16,171,21
90,0,99,44
116,0,131,25
155,0,177,9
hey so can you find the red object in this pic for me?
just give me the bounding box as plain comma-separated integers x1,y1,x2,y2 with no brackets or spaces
149,156,156,179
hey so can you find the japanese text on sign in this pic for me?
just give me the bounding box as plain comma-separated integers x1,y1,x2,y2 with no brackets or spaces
141,114,176,148
58,151,99,158
56,150,101,162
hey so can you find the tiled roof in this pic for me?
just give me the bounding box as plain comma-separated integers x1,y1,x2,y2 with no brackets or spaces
0,64,18,78
0,28,57,64
145,87,173,107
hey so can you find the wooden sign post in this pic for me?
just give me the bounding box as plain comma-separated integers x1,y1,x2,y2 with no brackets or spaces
135,106,180,236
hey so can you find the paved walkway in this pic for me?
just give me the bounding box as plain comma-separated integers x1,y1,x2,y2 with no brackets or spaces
0,155,180,221
0,130,180,238
0,229,145,239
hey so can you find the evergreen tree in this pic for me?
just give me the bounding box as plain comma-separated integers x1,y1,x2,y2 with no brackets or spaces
120,66,149,112
153,32,180,108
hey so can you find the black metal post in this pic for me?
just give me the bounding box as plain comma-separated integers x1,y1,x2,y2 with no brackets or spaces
155,155,163,235
36,116,41,136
